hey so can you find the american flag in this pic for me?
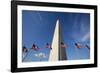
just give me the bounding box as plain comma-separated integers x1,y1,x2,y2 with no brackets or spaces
85,44,90,50
32,44,39,51
46,43,52,49
75,43,81,49
22,46,28,53
61,42,67,49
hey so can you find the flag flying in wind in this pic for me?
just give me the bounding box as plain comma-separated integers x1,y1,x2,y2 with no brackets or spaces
75,43,81,49
31,44,39,51
22,46,28,53
85,44,90,50
46,43,52,49
61,42,67,49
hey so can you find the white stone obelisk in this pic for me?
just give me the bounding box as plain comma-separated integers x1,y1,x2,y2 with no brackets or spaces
49,20,67,61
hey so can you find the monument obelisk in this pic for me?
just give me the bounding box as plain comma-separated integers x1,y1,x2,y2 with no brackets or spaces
49,20,67,61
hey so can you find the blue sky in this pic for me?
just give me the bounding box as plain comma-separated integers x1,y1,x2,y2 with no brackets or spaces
22,10,90,62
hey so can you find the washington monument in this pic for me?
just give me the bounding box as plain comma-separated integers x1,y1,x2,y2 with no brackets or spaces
49,20,67,61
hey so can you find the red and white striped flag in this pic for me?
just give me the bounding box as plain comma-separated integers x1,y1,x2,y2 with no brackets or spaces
46,43,52,49
85,44,90,50
61,42,67,49
22,46,28,53
75,43,81,49
32,44,39,51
